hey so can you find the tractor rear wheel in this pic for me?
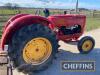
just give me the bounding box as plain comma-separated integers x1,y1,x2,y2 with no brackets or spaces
8,24,58,73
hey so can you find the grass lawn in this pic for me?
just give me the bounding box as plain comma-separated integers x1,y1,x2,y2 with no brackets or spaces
0,22,4,37
86,17,100,31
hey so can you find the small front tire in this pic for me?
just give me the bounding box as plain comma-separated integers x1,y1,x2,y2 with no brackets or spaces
78,36,95,54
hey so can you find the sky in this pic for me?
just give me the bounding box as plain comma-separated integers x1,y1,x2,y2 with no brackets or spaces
0,0,100,9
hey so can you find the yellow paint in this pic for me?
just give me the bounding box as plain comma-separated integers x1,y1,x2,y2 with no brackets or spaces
82,40,93,51
23,37,52,65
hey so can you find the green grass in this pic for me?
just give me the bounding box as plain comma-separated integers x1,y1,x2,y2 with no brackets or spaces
0,22,4,37
0,9,19,15
86,17,100,31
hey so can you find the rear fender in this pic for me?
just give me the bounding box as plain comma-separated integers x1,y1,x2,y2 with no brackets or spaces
3,14,29,32
1,15,54,50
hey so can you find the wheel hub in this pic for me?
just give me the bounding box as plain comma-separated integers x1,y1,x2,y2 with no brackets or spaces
82,40,93,51
23,37,52,65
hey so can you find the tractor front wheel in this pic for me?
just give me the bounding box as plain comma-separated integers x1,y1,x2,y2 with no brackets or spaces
77,36,95,54
8,24,58,73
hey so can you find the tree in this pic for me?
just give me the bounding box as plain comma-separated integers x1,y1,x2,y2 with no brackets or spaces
12,3,20,9
4,3,12,9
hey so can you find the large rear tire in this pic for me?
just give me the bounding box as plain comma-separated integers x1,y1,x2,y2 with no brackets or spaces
8,24,59,73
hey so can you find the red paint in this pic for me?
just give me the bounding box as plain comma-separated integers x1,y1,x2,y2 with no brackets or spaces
48,14,86,41
0,14,86,50
0,14,54,50
3,14,29,32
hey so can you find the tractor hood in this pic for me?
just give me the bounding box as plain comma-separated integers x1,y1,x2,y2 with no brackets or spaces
48,14,86,27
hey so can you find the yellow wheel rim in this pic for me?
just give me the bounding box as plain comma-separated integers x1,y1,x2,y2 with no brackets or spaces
82,40,93,51
23,37,52,65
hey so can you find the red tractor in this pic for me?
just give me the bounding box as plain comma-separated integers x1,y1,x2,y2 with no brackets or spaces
0,14,95,73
